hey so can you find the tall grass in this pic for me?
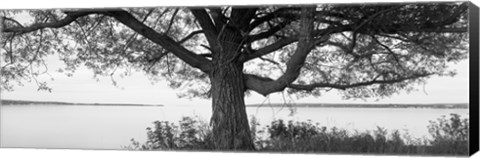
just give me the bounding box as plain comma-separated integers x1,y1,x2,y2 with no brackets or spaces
124,113,469,155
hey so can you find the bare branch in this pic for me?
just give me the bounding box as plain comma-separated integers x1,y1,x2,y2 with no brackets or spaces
141,9,155,22
2,17,24,28
371,35,406,71
178,30,203,44
165,9,179,33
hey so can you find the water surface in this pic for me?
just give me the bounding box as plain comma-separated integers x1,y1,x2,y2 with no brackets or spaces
0,104,468,149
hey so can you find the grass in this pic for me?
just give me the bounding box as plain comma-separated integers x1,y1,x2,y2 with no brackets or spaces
124,113,469,156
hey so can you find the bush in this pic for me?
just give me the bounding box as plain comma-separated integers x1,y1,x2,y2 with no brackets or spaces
268,119,320,140
125,113,469,156
124,116,214,150
261,120,409,154
427,113,469,155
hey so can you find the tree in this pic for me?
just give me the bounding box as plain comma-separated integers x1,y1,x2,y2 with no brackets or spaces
0,2,469,150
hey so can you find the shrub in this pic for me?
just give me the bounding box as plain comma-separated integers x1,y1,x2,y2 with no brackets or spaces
267,119,320,140
124,116,214,150
427,113,469,155
262,120,410,154
125,113,469,156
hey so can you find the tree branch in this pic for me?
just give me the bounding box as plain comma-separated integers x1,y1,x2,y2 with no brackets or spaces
258,56,285,73
165,9,179,34
244,6,316,96
178,30,203,44
403,27,468,33
145,30,204,67
371,35,406,71
105,10,211,72
249,7,300,31
287,73,432,91
247,19,294,42
208,7,227,28
246,72,432,95
2,11,96,35
2,17,24,28
189,8,221,53
243,25,348,62
241,37,297,62
230,7,258,32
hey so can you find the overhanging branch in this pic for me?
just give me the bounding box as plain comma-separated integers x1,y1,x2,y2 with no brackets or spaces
104,10,212,72
244,6,316,96
245,72,432,95
288,73,432,91
2,11,97,35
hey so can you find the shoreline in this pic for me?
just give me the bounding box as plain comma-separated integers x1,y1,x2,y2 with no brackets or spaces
247,103,469,109
1,99,468,109
0,99,163,107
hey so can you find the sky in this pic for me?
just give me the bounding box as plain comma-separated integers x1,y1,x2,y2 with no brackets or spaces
0,0,471,106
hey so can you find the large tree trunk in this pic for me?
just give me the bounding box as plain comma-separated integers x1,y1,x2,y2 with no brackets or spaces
208,27,255,150
209,62,255,150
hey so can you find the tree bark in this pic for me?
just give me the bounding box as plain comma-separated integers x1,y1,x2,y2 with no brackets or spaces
209,62,255,150
208,27,255,150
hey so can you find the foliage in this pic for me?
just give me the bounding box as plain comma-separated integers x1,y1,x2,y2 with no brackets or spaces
267,119,321,140
2,3,470,150
1,3,469,99
126,113,469,155
427,113,469,155
124,116,214,150
261,120,411,154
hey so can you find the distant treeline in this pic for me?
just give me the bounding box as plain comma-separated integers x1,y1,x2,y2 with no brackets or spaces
0,99,163,107
1,99,468,109
246,103,469,109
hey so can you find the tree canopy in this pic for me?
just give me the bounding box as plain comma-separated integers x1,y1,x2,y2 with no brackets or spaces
0,2,470,150
1,3,469,99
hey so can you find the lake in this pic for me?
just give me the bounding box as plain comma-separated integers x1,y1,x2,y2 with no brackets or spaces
0,104,469,150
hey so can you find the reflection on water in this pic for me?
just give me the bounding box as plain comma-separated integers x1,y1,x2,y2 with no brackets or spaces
0,104,468,149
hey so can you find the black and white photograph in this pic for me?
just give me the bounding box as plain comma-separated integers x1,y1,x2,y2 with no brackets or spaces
0,0,477,157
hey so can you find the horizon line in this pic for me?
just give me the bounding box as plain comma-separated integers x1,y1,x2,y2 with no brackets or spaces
0,98,469,106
